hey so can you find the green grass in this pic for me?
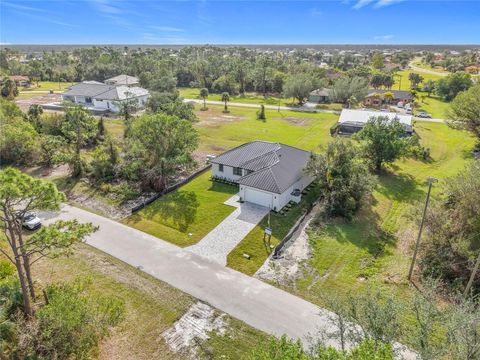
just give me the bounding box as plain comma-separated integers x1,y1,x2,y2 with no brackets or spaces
122,171,238,247
415,94,450,118
21,81,76,92
196,105,338,156
227,185,322,275
281,122,474,307
180,87,293,106
393,70,444,91
32,244,268,359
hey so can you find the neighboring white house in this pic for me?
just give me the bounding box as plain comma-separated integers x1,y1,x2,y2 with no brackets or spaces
210,141,314,211
104,74,139,86
62,82,149,112
334,109,413,136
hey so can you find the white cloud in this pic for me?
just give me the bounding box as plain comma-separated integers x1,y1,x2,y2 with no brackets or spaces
89,0,122,14
310,8,323,16
374,34,394,40
353,0,406,9
151,26,185,32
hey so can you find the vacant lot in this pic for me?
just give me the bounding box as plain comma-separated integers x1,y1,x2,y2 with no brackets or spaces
33,244,268,359
122,171,238,247
21,81,76,92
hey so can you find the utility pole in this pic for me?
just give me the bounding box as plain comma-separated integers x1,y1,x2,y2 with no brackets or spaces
408,176,437,281
464,253,480,296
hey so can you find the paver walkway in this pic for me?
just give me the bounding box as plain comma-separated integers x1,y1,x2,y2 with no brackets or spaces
40,205,417,359
186,195,269,265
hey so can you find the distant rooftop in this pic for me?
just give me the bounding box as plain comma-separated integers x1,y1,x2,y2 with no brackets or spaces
63,82,148,100
104,74,139,86
339,109,412,126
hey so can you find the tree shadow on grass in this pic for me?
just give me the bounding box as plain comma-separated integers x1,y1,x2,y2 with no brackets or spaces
376,170,425,203
139,190,200,233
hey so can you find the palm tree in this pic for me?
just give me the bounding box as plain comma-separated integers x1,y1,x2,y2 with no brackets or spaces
221,92,230,113
1,79,19,100
383,92,394,104
199,88,209,110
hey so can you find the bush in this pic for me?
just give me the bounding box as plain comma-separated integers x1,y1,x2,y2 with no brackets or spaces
257,105,266,120
35,281,125,359
110,183,140,202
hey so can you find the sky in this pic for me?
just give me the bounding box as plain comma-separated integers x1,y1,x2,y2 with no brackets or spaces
1,0,479,45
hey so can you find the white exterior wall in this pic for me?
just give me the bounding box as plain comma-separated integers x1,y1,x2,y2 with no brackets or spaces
272,174,314,210
211,164,243,182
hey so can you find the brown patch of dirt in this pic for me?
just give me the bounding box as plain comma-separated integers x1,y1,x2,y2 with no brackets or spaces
196,108,243,128
15,93,62,111
22,164,70,179
276,116,313,126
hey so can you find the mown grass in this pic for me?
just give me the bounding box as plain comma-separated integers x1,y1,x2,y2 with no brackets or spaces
195,105,338,156
179,87,293,106
122,171,238,247
227,185,322,275
21,81,76,92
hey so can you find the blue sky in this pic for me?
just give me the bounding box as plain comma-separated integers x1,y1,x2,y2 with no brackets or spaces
1,0,479,45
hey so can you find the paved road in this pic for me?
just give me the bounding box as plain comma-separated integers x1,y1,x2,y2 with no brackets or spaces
186,195,269,265
183,98,340,114
40,204,416,359
408,64,448,77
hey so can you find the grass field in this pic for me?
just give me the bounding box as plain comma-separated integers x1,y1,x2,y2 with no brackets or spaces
195,105,338,156
21,81,76,92
122,171,238,247
393,70,444,91
179,87,293,106
32,244,268,359
415,95,450,118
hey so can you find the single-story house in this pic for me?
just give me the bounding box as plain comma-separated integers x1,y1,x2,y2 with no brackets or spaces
308,88,331,103
332,109,413,136
104,74,139,86
210,141,314,211
62,82,149,112
364,89,412,107
1,75,30,87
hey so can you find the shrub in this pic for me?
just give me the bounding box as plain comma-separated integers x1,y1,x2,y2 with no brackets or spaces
257,105,266,120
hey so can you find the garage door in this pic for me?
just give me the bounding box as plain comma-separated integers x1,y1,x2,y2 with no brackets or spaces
244,188,273,208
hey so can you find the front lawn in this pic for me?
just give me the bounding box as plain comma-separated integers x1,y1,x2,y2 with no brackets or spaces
122,171,238,247
415,94,450,118
227,184,322,275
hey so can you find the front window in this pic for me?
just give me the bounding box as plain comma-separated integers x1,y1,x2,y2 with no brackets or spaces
219,164,224,172
233,167,242,176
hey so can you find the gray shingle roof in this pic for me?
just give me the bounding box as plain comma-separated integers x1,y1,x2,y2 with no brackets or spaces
105,74,139,86
213,141,311,194
63,82,149,100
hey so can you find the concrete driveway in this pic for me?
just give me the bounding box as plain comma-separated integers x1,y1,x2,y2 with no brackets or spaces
40,205,416,359
186,195,269,265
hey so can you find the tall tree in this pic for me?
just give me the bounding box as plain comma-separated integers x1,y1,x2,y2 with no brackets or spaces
199,87,209,110
330,77,369,105
126,113,199,191
355,116,412,171
447,84,480,142
435,72,472,101
221,92,230,113
408,73,424,89
61,105,97,176
371,52,385,70
253,55,274,98
306,139,374,220
283,74,320,105
0,168,95,317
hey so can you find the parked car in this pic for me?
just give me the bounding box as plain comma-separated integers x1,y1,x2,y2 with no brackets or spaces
22,212,41,230
416,112,432,118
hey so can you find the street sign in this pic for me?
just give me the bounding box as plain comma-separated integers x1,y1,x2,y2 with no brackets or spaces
265,227,272,236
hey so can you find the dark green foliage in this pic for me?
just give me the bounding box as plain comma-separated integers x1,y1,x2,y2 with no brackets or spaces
306,139,375,220
408,73,424,89
146,91,198,122
355,116,413,171
283,74,322,104
422,162,480,292
435,72,473,101
0,101,38,165
1,79,18,99
126,113,199,191
330,77,369,104
447,83,480,141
